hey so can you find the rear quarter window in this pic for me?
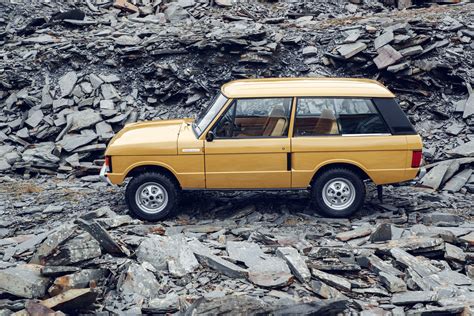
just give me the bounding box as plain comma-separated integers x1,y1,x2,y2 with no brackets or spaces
372,98,417,135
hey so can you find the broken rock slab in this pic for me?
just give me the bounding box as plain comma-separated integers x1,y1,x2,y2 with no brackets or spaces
337,41,367,59
443,169,473,192
373,45,403,69
311,268,351,291
118,263,161,299
391,291,437,305
58,71,78,97
336,225,372,241
136,234,199,277
227,241,293,288
447,141,474,157
48,269,108,296
76,219,128,256
188,239,248,279
30,223,76,264
276,247,311,283
0,264,49,298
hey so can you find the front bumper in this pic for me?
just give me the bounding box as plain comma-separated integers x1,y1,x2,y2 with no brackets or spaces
99,164,112,185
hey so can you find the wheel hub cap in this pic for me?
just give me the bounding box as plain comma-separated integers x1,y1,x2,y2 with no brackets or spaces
135,182,169,214
322,178,356,211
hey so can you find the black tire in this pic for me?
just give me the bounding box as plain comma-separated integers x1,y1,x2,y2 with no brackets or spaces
125,172,179,221
311,168,365,218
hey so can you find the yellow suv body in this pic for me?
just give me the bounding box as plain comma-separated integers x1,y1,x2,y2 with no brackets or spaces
101,78,423,220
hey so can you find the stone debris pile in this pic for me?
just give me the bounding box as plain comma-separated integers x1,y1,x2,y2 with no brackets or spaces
0,176,473,314
0,1,472,185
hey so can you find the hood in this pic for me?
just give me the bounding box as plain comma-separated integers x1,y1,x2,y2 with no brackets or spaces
105,119,185,156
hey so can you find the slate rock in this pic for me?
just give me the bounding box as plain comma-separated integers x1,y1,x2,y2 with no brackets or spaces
136,234,199,277
0,264,49,298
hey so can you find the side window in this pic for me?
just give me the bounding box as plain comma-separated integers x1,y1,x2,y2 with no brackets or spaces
294,98,390,136
213,98,292,138
294,98,339,136
335,99,390,134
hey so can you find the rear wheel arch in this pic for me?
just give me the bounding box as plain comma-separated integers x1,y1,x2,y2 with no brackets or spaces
310,162,371,187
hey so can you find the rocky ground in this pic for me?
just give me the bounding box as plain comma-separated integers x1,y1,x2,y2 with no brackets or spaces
0,0,473,315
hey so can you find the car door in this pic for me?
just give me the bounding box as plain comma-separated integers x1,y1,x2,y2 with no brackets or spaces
204,98,293,189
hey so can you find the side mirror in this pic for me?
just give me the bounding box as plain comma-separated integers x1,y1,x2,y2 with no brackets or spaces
206,131,215,142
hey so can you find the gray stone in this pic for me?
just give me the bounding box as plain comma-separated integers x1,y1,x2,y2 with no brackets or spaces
101,84,120,100
25,109,44,128
30,224,76,264
0,264,49,298
118,263,161,299
45,234,102,265
447,141,474,157
379,271,407,293
145,293,180,313
302,46,318,56
374,31,394,49
227,241,293,288
114,35,141,46
422,212,463,226
48,268,108,296
391,291,437,305
337,41,367,58
68,109,102,132
443,169,473,192
164,3,189,22
311,268,351,291
421,163,451,190
59,71,78,97
398,45,423,56
100,99,115,110
336,225,372,241
463,86,474,119
23,35,57,44
370,223,393,242
445,243,466,262
136,234,199,277
387,62,410,73
357,255,404,277
188,239,248,279
40,266,81,277
57,133,97,152
76,219,128,256
276,247,311,283
310,280,343,299
89,74,103,89
373,45,403,69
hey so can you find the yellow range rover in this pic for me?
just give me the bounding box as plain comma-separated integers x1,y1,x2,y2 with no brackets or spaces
100,78,423,221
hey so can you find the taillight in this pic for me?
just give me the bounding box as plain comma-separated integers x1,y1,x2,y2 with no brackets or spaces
411,150,422,168
104,156,112,172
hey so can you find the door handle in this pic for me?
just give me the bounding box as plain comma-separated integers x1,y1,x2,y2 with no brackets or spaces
287,153,292,171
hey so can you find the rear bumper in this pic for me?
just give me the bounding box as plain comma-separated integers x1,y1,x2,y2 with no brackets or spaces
99,164,112,185
416,166,426,181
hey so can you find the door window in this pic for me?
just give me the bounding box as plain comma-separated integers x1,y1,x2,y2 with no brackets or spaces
213,98,292,138
294,98,389,136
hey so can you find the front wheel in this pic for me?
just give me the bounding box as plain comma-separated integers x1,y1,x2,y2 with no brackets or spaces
125,172,179,221
311,168,365,218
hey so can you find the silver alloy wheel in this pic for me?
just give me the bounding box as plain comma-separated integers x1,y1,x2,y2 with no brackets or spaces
322,177,356,211
135,182,169,214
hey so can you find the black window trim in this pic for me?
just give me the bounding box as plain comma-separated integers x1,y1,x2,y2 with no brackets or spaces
209,96,295,140
293,96,392,137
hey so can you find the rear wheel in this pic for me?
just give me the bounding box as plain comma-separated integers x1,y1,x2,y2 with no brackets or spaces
311,168,365,217
125,172,179,221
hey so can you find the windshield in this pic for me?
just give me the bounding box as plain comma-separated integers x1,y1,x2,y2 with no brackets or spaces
194,93,228,136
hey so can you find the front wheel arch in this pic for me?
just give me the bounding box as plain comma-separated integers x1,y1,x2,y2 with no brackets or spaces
126,164,181,189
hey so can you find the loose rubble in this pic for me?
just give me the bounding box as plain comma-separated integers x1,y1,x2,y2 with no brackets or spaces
0,0,473,314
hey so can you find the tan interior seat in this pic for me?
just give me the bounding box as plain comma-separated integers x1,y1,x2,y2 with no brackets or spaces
314,108,337,134
263,105,288,136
